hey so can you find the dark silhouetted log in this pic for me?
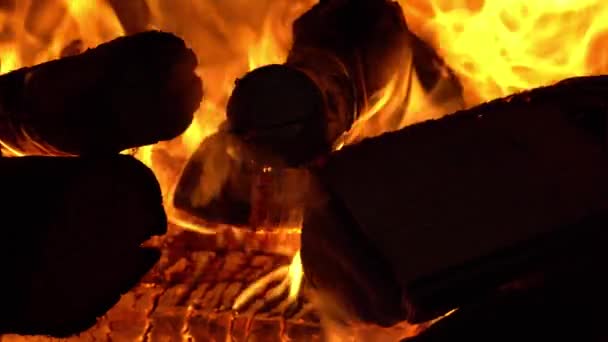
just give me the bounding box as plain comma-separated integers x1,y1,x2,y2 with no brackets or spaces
227,65,328,166
405,224,608,342
179,0,461,227
0,155,167,337
301,75,608,326
0,30,202,156
225,0,463,165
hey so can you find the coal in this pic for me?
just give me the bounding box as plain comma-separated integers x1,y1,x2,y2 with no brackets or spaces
301,75,608,326
0,155,166,337
0,30,202,155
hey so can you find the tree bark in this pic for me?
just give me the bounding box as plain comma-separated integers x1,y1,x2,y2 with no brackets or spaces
0,30,202,156
0,155,167,337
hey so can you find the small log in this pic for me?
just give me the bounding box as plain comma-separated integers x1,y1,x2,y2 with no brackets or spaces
0,30,202,156
301,75,608,326
0,155,167,337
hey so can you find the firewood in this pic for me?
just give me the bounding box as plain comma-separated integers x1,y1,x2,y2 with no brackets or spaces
301,75,608,326
225,0,462,166
405,232,608,341
0,30,202,156
179,0,462,226
226,65,329,166
0,155,167,337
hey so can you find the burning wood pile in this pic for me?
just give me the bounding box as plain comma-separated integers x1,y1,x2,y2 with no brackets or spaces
1,0,608,341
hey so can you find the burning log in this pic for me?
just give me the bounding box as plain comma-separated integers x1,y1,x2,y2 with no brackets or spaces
406,260,608,342
226,0,462,165
175,0,462,226
0,155,167,337
0,30,202,156
301,75,608,327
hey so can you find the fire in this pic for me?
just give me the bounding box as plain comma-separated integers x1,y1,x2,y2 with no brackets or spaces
0,0,607,339
400,0,608,105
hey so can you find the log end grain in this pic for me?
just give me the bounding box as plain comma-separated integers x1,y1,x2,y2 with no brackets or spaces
226,64,328,166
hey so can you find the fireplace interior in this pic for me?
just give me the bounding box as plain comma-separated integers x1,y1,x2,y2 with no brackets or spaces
1,0,608,341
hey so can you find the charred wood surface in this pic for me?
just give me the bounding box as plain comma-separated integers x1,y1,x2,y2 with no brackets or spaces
177,0,461,226
0,155,167,337
174,131,312,228
302,75,608,326
0,30,202,156
225,0,462,165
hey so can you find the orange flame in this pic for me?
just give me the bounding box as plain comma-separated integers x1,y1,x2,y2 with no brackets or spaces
0,1,607,339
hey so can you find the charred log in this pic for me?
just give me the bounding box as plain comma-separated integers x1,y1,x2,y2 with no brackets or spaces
177,0,461,226
0,30,202,156
301,75,608,326
225,0,462,165
405,228,608,342
0,155,167,337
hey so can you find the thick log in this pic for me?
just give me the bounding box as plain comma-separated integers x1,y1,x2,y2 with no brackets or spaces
301,75,608,326
178,0,461,226
0,30,202,156
0,155,167,337
225,0,463,165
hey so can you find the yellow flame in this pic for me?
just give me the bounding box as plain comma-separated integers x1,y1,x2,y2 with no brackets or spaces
287,250,304,302
400,0,608,106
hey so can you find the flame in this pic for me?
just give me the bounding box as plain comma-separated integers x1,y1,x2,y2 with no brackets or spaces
400,0,608,105
0,0,607,340
287,250,304,302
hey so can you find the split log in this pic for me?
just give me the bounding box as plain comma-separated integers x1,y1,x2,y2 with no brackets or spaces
0,30,202,156
301,75,608,327
0,155,167,337
174,130,312,228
